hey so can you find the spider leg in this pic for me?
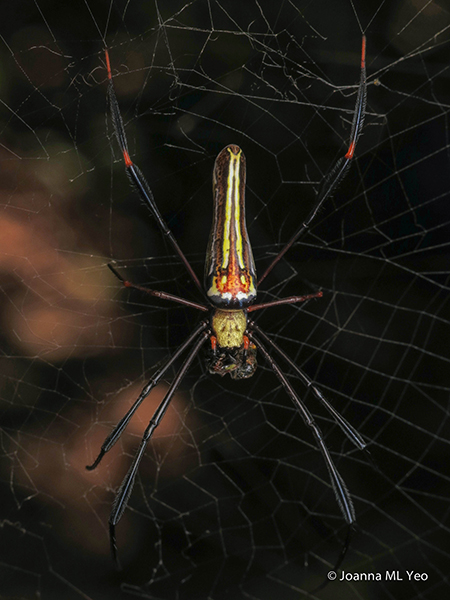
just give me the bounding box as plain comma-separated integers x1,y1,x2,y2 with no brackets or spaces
108,264,208,312
248,290,323,313
250,333,355,525
109,329,209,567
310,523,354,594
104,50,204,296
258,36,367,286
86,320,209,470
249,320,366,451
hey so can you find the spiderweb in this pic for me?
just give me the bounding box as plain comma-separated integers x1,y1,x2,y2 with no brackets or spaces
1,0,449,598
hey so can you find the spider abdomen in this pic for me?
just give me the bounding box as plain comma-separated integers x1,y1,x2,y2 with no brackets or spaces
205,145,257,308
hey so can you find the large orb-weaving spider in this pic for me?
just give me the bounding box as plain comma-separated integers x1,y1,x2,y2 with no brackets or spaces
87,37,368,566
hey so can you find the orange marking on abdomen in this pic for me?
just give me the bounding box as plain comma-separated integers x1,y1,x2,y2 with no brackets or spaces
216,260,250,297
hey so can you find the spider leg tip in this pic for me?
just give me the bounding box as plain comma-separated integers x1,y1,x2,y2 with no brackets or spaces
109,522,122,570
86,450,105,470
107,263,125,283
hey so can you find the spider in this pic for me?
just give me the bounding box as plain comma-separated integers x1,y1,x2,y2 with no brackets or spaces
87,37,368,565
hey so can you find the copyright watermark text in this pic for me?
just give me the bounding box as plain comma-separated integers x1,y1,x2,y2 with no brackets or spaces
327,570,429,582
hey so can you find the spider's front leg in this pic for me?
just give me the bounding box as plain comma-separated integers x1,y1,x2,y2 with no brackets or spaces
258,36,367,286
104,49,203,296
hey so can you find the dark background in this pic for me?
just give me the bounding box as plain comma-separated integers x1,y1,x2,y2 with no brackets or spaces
1,1,449,599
